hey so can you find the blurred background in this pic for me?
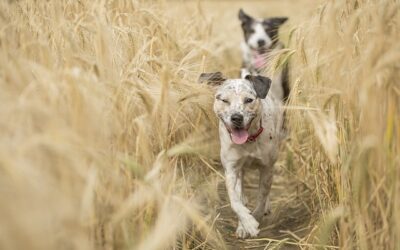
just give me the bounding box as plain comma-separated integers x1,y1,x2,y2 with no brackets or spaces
0,0,398,249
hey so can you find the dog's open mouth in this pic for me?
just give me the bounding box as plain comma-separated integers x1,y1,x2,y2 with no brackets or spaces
230,128,249,144
251,49,268,69
223,118,255,145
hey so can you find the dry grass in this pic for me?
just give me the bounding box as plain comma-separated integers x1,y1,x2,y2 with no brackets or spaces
287,0,400,248
0,0,398,249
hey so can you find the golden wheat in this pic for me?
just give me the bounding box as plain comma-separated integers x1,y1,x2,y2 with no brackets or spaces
288,0,400,249
0,0,398,249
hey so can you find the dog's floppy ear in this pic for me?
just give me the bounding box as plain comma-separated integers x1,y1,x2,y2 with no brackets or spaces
245,75,271,99
198,72,226,86
264,17,288,27
239,9,253,23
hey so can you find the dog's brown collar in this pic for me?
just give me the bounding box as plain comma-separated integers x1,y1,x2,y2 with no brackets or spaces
246,119,264,143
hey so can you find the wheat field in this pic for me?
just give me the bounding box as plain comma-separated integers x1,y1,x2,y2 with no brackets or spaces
0,0,399,249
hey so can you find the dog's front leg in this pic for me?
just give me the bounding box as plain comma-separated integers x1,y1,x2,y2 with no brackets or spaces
252,164,273,222
223,161,259,238
233,167,248,205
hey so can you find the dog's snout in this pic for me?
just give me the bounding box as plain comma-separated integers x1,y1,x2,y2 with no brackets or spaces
257,39,266,47
231,113,244,126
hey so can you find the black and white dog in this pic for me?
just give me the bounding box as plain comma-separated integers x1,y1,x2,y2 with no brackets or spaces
239,9,290,103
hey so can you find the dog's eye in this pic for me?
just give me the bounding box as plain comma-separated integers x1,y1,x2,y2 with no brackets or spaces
221,99,230,104
244,98,254,104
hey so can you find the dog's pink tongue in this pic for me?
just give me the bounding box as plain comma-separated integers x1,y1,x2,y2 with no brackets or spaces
254,54,265,69
231,129,249,145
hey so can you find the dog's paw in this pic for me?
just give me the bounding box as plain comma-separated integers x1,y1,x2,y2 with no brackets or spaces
235,223,248,238
239,213,260,238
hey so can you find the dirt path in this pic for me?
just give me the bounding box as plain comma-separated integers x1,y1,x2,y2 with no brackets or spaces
215,144,313,250
168,1,321,248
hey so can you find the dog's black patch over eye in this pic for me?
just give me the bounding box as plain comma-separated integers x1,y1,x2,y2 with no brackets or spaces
239,9,255,42
244,98,254,104
262,23,277,41
241,23,255,42
262,17,288,44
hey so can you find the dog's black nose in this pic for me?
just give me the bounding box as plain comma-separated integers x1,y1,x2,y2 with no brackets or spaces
231,114,244,126
257,39,266,47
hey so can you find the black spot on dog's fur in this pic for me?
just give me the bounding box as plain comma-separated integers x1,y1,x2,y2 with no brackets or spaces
245,75,271,99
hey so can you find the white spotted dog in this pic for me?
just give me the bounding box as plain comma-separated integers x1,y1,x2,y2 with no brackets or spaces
198,72,284,238
239,9,290,103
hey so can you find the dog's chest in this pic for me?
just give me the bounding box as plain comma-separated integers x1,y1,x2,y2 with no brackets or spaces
239,133,279,159
236,155,264,169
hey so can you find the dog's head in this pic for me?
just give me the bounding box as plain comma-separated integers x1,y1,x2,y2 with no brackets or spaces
199,72,271,144
239,9,288,52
